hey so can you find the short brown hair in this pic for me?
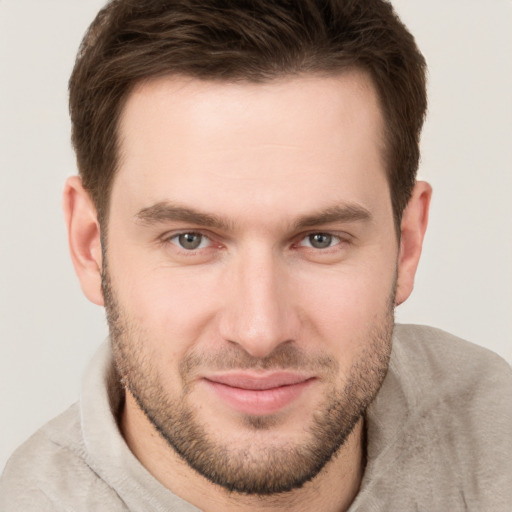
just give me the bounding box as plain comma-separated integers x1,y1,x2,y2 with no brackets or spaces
69,0,427,228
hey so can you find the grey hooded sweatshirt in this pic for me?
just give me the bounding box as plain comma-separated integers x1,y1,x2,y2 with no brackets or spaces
1,324,511,511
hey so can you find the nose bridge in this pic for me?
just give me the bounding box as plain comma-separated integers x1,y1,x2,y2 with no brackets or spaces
220,244,295,358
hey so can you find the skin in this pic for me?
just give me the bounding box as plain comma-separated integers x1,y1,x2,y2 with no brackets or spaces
64,71,431,512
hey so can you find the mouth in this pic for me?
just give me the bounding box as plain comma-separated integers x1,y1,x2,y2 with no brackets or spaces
203,372,316,416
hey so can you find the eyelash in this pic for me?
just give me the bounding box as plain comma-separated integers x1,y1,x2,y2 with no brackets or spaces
162,230,350,254
162,231,217,255
297,233,343,250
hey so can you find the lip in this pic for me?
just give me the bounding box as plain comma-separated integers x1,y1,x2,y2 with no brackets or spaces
203,372,315,415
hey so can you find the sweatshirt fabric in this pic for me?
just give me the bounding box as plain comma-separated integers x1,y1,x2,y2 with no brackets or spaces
1,324,511,511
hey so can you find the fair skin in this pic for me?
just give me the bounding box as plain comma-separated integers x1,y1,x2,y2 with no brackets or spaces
64,71,431,511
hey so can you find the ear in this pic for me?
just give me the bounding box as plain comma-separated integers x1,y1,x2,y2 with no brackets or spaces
395,181,432,306
63,176,104,306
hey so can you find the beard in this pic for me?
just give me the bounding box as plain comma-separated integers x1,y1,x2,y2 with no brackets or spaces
102,265,394,496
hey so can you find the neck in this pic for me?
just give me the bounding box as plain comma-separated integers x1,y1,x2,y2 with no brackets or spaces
121,390,365,512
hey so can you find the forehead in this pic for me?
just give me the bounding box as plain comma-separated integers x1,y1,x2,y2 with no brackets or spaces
112,71,389,226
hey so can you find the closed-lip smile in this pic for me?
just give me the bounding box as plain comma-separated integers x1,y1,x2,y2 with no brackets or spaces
203,372,316,415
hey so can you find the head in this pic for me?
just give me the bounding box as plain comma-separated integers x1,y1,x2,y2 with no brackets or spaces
64,0,431,499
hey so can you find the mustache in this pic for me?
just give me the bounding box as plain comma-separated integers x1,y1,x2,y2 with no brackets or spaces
179,342,338,380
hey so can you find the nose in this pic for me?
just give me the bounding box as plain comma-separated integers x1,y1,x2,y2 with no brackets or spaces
218,247,299,359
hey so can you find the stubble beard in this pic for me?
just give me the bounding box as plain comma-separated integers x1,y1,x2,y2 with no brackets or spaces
102,265,394,496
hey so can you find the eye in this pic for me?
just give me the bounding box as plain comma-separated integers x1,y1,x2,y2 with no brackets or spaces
169,232,211,251
299,233,341,249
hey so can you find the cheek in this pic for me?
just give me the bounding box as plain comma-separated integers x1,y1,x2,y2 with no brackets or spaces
111,259,224,355
295,260,395,352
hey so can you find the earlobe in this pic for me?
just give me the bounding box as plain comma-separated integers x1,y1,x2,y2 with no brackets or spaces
395,181,432,306
63,176,104,306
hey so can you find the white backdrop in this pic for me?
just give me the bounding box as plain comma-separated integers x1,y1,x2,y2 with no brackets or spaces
1,0,511,472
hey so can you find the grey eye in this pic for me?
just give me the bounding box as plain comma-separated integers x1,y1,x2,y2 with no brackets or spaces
176,233,204,250
307,233,333,249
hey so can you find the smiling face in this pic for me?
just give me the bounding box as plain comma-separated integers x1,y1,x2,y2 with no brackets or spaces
99,71,401,494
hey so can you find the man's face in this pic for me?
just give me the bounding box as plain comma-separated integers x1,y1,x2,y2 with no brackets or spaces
104,72,398,494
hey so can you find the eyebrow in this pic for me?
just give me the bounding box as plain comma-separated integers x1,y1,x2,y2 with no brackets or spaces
292,204,372,230
135,201,372,232
135,202,234,231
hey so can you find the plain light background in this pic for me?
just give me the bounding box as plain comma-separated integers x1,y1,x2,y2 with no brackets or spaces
1,0,511,472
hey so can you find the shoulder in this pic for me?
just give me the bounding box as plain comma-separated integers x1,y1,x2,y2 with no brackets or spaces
363,324,512,509
393,322,510,363
0,404,128,512
392,323,512,397
390,323,512,441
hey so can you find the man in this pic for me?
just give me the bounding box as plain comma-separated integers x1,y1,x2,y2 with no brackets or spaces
1,0,511,510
